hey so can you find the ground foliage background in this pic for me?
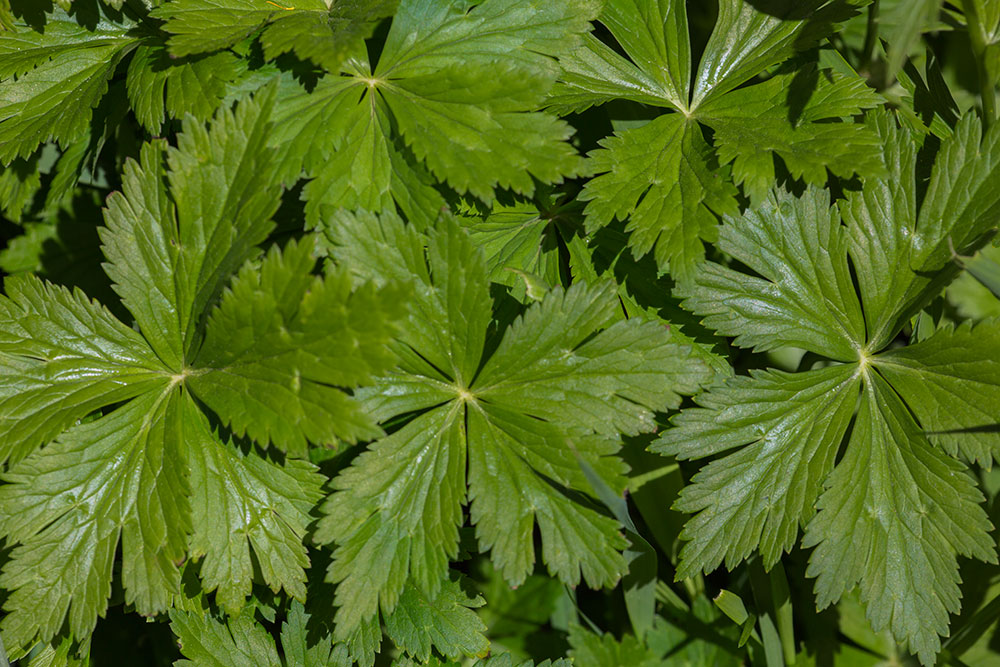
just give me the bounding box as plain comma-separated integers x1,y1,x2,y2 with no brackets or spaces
0,0,1000,665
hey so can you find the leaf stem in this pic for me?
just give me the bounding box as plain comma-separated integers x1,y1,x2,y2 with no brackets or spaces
964,0,998,128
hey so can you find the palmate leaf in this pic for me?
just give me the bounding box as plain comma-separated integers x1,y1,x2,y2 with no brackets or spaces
101,93,282,371
559,0,880,280
655,112,1000,665
314,210,714,638
268,0,596,225
0,89,399,655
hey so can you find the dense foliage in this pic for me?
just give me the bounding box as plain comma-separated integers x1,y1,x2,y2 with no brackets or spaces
0,0,999,665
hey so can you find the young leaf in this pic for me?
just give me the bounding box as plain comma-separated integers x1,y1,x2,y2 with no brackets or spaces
315,210,714,638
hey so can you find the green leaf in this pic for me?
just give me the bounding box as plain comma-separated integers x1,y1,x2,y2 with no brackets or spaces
170,606,282,667
101,89,282,370
549,0,691,114
272,0,595,214
948,244,1000,319
182,396,324,612
714,590,750,626
0,32,134,163
260,0,397,71
0,81,398,654
697,64,885,204
315,211,713,637
563,222,732,376
0,274,166,465
676,188,866,361
654,364,860,575
153,0,395,73
691,0,866,109
126,45,243,134
873,320,1000,465
965,248,1000,300
567,624,660,667
564,5,882,279
0,11,131,81
662,123,1000,660
189,239,405,455
881,0,944,78
384,578,490,662
271,69,447,229
280,601,351,667
581,113,738,282
803,373,995,666
458,195,567,300
843,111,999,349
0,389,188,651
475,280,710,435
152,0,327,57
912,113,1000,272
840,110,928,349
0,156,41,221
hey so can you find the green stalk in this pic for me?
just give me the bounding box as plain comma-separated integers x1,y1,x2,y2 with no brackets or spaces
862,0,881,71
964,0,998,128
769,561,796,666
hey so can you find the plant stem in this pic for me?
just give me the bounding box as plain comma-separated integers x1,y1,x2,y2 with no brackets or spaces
862,0,881,70
770,561,797,666
965,0,998,128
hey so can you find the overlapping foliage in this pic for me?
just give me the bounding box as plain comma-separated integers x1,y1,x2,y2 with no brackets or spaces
1,0,999,666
